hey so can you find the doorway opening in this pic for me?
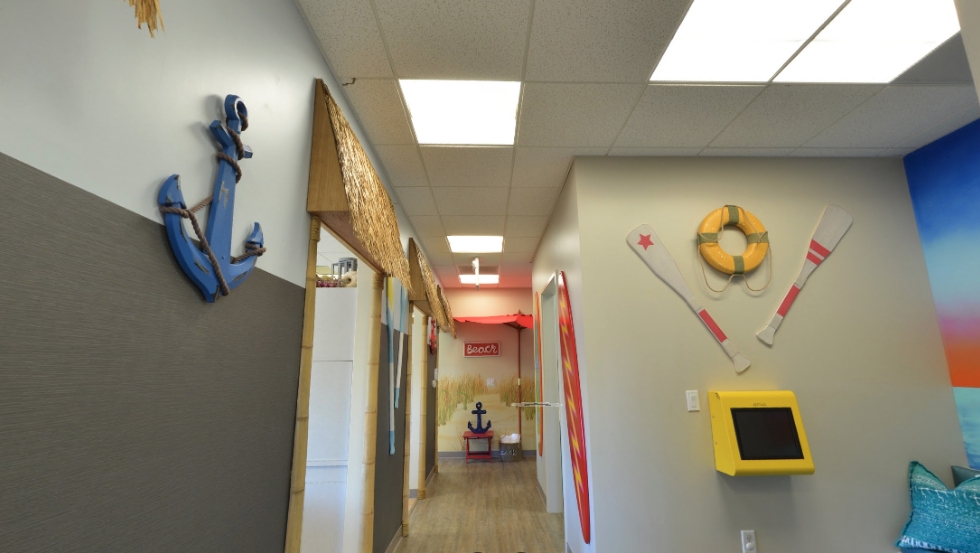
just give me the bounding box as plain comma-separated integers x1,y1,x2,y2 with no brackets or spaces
299,227,368,553
539,277,566,515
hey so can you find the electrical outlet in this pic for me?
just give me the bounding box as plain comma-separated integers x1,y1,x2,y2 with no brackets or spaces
741,530,756,553
686,390,700,412
487,378,495,387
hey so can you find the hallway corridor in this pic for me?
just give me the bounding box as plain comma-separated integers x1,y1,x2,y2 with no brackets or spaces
396,460,564,553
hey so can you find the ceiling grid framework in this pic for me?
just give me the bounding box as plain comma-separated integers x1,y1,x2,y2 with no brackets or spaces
297,0,980,288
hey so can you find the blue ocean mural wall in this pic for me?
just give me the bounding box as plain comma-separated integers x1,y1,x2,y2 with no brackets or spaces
905,118,980,469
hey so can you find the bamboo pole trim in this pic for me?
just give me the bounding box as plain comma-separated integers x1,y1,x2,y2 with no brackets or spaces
361,272,384,553
284,216,322,553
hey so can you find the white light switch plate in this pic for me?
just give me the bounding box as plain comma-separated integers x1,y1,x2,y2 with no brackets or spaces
487,378,495,387
741,530,756,553
686,390,700,412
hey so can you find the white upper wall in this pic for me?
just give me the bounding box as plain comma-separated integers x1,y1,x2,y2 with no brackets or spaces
0,0,427,288
556,156,965,553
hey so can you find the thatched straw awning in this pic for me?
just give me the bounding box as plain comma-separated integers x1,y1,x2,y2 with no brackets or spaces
306,79,411,290
437,285,456,338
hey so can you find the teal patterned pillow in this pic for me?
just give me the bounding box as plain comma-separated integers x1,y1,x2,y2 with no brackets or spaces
896,462,980,553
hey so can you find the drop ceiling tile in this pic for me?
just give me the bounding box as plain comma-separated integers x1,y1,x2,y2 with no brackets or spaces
505,216,549,237
434,265,459,280
897,102,980,148
503,237,540,253
421,147,514,188
710,85,882,148
422,251,454,266
432,187,509,215
453,253,500,266
700,148,795,157
508,188,561,216
499,261,533,272
806,86,980,149
882,147,917,157
420,235,450,254
502,251,534,264
525,0,692,83
296,0,392,79
408,215,445,236
791,148,890,157
342,79,415,145
374,0,530,80
608,147,703,156
512,148,605,187
393,187,439,216
518,83,645,147
615,85,765,148
441,216,507,235
374,145,429,188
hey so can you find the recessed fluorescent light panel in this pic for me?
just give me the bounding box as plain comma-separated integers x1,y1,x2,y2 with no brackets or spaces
400,80,521,145
460,274,499,285
651,0,847,82
447,236,504,253
775,0,961,83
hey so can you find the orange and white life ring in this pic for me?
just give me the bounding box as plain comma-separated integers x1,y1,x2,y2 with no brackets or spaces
697,205,769,275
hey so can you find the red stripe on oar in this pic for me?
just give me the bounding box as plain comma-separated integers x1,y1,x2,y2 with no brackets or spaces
806,251,823,265
810,240,831,258
698,310,727,342
777,285,801,316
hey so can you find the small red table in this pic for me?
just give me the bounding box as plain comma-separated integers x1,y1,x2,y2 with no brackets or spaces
463,430,494,463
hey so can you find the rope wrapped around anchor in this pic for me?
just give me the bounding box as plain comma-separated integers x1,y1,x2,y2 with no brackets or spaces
159,108,266,297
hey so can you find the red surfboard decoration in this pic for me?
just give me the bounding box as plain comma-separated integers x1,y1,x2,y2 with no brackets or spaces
557,272,591,544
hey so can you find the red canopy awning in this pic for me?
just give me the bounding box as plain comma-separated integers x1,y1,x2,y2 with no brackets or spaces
454,314,533,330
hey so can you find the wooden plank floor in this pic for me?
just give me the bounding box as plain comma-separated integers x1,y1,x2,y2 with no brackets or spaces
396,459,564,553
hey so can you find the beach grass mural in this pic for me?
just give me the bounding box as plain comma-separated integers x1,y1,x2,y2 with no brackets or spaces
498,376,537,420
437,374,490,426
436,374,536,425
906,118,980,469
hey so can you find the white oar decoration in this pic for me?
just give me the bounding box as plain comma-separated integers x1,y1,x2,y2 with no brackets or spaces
384,278,396,455
394,284,408,408
757,205,852,346
628,225,751,373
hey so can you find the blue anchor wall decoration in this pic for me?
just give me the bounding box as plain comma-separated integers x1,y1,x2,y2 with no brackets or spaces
468,401,492,434
157,95,266,302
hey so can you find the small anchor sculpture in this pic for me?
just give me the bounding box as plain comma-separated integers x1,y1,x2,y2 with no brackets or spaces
468,401,492,434
158,95,265,302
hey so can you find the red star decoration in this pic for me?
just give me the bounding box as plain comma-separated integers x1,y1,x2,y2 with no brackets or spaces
637,234,654,250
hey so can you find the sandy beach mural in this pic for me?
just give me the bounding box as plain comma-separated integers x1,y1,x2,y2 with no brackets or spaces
436,322,536,453
437,374,535,451
905,118,980,468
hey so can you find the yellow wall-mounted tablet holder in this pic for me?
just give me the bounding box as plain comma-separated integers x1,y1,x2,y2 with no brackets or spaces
709,390,815,476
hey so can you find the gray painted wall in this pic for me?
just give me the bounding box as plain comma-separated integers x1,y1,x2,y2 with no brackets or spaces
0,153,304,552
426,340,438,481
373,326,408,553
